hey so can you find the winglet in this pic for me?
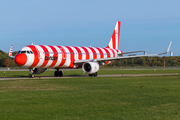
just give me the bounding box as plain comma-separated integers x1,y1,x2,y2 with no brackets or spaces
166,41,172,53
158,41,172,55
9,45,15,58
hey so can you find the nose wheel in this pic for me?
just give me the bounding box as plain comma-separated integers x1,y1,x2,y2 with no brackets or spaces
29,68,34,78
29,74,34,78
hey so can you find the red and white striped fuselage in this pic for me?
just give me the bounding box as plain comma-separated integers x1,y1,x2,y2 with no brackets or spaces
15,45,122,68
10,21,122,77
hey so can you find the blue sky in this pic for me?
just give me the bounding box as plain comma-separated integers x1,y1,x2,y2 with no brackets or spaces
0,0,180,56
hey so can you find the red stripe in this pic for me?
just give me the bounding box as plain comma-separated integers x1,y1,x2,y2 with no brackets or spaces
81,47,90,60
104,61,110,66
95,47,104,58
106,45,110,48
39,45,49,68
105,61,113,66
112,30,116,49
120,50,123,54
48,45,58,67
118,21,121,49
115,49,119,53
110,49,115,57
102,48,110,58
115,49,119,57
88,47,97,59
73,46,82,60
57,46,66,67
65,46,75,68
27,45,40,68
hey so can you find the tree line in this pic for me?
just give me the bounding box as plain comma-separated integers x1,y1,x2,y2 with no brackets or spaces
108,56,180,67
0,50,17,67
0,49,179,67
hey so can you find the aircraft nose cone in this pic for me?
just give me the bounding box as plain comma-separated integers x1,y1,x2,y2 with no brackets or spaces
15,54,27,66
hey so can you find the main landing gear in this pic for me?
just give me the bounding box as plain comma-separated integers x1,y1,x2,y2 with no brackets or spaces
89,72,97,77
54,69,63,77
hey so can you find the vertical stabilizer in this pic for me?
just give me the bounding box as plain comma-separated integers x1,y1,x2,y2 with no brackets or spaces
106,21,121,50
9,45,15,58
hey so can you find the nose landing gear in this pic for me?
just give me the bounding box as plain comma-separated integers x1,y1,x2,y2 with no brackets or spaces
29,68,34,78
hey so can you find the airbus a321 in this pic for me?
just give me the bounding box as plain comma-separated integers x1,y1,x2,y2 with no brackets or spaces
9,21,172,77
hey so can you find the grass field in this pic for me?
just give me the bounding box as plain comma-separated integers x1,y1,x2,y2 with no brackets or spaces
0,71,180,119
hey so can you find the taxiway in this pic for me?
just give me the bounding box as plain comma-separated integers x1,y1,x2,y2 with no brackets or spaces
0,73,179,81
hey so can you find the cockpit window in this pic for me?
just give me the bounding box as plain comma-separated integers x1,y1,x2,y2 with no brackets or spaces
18,50,33,54
21,51,26,53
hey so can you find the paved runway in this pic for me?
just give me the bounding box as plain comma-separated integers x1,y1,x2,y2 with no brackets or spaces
0,73,179,81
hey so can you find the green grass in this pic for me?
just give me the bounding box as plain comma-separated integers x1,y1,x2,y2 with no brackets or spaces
0,69,180,77
0,75,180,119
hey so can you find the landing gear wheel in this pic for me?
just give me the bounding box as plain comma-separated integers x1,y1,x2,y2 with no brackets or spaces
89,72,97,77
93,72,97,77
89,74,93,77
29,74,34,78
54,71,59,77
29,68,34,78
58,71,63,77
54,70,63,77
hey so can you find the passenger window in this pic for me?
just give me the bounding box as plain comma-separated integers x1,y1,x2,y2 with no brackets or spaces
27,51,30,54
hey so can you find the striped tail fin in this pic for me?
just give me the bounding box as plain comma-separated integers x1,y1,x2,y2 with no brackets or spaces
9,45,15,58
106,21,121,50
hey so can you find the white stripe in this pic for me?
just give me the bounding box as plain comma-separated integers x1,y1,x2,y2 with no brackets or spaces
85,47,93,59
115,22,119,49
53,46,62,68
92,47,100,59
71,46,78,60
108,38,113,49
34,45,45,68
100,48,107,58
78,47,86,60
106,48,113,58
43,45,53,68
22,47,34,67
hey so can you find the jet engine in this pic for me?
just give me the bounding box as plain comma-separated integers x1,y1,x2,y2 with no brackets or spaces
82,62,99,74
32,68,47,74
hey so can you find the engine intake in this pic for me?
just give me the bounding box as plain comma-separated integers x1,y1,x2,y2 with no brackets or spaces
82,62,99,74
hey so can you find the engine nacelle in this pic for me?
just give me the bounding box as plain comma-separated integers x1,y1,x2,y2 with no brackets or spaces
32,68,47,74
82,62,99,74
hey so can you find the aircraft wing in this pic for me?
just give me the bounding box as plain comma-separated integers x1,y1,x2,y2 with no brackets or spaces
74,41,172,64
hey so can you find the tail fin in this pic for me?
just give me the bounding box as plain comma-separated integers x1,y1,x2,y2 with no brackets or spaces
9,45,15,58
106,21,121,50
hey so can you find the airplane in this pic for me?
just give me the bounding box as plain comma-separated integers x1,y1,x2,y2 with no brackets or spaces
9,21,172,78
